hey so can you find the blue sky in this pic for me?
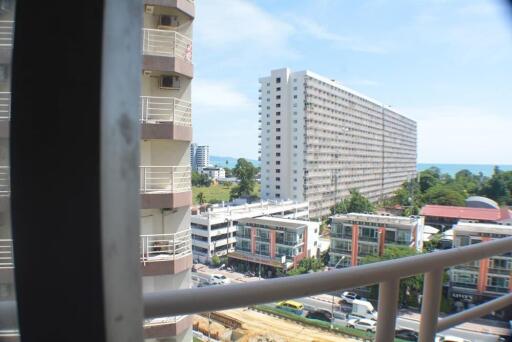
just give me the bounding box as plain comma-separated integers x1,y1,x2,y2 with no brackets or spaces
192,0,512,164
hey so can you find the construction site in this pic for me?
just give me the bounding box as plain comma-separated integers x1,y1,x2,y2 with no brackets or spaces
192,308,357,342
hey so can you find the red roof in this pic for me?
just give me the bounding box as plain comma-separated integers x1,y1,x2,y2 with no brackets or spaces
420,205,502,221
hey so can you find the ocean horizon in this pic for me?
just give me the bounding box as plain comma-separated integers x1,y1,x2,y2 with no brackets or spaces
417,163,512,177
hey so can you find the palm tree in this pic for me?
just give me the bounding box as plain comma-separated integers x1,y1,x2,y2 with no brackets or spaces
196,192,205,205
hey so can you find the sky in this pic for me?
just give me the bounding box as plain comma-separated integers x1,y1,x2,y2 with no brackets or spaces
192,0,512,164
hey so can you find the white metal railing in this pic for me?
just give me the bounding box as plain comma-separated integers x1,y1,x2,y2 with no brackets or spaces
0,92,10,120
0,239,13,269
0,21,13,47
142,29,192,61
140,166,191,194
140,96,191,126
140,229,191,264
144,236,512,342
0,166,9,196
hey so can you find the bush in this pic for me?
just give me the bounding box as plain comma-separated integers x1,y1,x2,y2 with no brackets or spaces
211,255,221,266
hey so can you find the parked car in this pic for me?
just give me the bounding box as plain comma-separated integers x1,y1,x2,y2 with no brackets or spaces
347,318,377,333
340,291,365,304
208,274,230,285
395,328,418,341
276,300,304,315
306,309,332,323
435,336,470,342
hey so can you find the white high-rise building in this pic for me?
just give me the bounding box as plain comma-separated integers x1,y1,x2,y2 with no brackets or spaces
258,68,417,218
190,143,209,171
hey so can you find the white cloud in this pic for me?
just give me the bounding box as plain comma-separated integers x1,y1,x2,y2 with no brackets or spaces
195,0,295,57
287,15,388,54
405,106,512,164
193,79,254,111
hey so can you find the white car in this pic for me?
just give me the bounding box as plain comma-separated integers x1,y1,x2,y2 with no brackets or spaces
341,291,365,304
347,318,377,333
435,336,470,342
208,274,230,285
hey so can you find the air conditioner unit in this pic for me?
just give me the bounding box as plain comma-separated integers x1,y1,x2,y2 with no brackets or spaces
159,75,180,90
144,5,154,14
143,70,152,76
158,15,179,29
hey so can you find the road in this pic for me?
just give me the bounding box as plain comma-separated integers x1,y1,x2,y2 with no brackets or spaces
192,267,503,342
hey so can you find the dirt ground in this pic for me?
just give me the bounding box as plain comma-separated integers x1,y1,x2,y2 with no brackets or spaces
218,307,357,342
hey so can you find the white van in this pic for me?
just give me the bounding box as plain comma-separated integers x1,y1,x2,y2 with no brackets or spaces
208,274,231,285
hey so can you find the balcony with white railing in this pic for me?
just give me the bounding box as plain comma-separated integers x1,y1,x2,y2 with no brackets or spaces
0,239,13,269
140,229,192,276
140,165,191,209
140,96,192,140
142,29,192,62
0,166,9,197
0,21,13,47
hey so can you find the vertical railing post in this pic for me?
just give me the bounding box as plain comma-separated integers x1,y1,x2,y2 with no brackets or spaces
419,268,444,341
375,278,400,342
172,97,175,123
142,167,147,192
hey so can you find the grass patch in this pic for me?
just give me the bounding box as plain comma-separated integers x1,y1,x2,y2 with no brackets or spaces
193,183,261,204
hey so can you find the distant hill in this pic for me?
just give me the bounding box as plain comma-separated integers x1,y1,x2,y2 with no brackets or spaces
210,156,259,168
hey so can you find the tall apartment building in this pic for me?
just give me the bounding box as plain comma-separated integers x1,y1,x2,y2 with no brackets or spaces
140,1,194,341
450,222,512,318
190,143,209,171
191,200,310,263
330,213,424,268
0,0,14,315
259,68,417,218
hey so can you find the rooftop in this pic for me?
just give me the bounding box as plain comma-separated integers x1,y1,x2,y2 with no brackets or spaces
420,204,511,222
454,222,512,235
191,200,309,225
238,216,316,230
331,212,419,226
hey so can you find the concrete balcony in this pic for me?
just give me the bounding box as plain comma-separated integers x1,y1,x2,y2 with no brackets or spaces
144,315,192,339
140,229,192,276
140,165,192,209
0,238,13,269
0,92,10,137
140,96,192,141
0,21,13,64
143,0,195,19
142,28,193,77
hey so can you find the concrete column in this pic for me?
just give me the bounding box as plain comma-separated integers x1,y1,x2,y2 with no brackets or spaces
270,230,276,258
376,279,399,342
419,268,444,341
251,227,256,254
351,224,359,266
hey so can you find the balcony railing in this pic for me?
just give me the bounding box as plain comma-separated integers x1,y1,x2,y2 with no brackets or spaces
140,229,191,264
0,92,10,120
143,235,512,342
0,239,13,269
142,29,192,61
0,166,9,196
0,21,13,47
140,96,191,126
140,166,191,194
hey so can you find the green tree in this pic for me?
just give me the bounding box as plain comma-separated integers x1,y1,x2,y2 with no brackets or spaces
192,171,212,187
333,189,374,214
419,167,441,193
421,184,466,206
211,255,221,266
230,158,258,199
287,257,324,276
196,192,205,205
479,167,512,205
363,246,422,305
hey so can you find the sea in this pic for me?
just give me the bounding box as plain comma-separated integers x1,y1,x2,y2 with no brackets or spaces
210,156,511,178
417,163,512,177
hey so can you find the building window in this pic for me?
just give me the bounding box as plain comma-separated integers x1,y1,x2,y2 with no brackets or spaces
276,185,280,190
276,169,281,173
276,144,281,148
276,95,281,100
276,77,281,83
276,111,281,116
293,95,297,99
276,177,280,181
276,193,281,198
276,128,281,132
276,136,281,140
276,87,281,91
276,152,280,157
276,161,280,165
276,104,281,108
276,120,281,124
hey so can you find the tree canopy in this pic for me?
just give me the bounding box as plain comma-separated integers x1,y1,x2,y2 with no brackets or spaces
230,158,258,200
333,189,375,214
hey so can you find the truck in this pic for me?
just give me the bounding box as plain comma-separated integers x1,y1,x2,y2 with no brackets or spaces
348,299,378,320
